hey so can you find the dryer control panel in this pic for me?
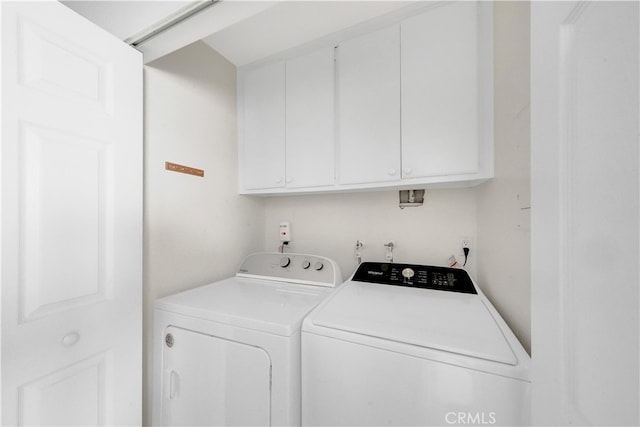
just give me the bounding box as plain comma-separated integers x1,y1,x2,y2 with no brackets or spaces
236,252,341,287
352,262,476,294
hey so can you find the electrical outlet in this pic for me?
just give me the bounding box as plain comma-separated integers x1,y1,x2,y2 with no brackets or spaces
279,221,291,242
462,238,471,249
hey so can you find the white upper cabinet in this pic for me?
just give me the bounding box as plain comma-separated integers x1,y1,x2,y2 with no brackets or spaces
286,46,335,188
337,25,401,185
240,61,286,190
239,47,334,191
237,1,493,195
401,1,483,179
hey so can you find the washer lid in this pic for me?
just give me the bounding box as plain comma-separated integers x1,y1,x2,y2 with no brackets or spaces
310,281,517,365
155,276,332,337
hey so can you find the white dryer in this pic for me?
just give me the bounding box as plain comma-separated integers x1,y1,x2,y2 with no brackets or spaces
301,262,531,426
152,252,341,426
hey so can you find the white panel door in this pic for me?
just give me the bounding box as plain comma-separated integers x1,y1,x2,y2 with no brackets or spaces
531,1,639,425
337,25,401,185
401,1,480,178
285,46,335,189
241,61,286,190
160,327,271,426
1,2,142,426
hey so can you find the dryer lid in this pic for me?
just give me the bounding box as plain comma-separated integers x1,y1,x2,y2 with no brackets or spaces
310,281,517,365
155,276,333,337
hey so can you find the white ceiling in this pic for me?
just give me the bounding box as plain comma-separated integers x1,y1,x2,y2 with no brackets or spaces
63,0,414,66
200,1,413,66
62,1,192,41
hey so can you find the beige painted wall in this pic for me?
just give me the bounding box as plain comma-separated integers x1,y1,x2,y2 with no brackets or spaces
143,41,265,423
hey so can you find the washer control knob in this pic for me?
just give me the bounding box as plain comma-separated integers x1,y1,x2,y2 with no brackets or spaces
302,260,311,269
402,268,415,281
314,261,324,271
280,257,291,268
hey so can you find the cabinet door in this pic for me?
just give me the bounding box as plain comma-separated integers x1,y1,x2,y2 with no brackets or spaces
286,46,335,188
401,1,480,178
337,25,401,185
241,61,285,190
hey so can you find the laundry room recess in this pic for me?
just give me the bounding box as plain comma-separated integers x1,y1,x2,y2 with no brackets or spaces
143,1,530,423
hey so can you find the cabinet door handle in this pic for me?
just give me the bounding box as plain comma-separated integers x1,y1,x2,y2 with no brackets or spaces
286,177,293,184
275,177,283,184
388,168,397,176
403,167,413,176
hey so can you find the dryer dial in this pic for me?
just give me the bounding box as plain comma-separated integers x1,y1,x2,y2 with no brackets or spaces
280,257,291,268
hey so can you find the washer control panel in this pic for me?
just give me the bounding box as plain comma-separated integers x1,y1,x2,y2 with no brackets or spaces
351,262,476,294
236,252,340,287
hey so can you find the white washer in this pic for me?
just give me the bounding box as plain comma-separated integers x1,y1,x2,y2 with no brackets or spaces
302,262,531,426
152,252,341,426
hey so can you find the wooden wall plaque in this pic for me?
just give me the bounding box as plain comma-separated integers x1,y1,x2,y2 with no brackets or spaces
165,161,204,177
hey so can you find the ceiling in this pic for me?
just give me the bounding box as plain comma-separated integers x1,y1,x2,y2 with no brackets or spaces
62,0,414,66
62,1,192,41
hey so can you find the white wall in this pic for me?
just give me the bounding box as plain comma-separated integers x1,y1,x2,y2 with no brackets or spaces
143,41,265,423
263,2,531,353
476,1,531,353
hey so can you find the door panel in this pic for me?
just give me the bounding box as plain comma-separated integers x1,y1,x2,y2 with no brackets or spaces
20,123,113,321
18,17,113,113
2,2,142,425
19,352,110,426
531,1,639,425
161,327,271,426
